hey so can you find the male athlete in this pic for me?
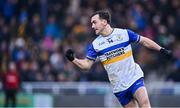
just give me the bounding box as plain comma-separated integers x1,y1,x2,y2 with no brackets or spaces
65,10,172,108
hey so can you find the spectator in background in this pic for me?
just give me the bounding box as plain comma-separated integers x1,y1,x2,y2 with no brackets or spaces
45,15,63,39
2,61,20,107
3,0,17,22
131,2,146,31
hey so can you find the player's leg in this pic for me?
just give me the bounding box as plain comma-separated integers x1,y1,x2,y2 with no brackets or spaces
133,86,151,108
124,99,138,108
115,77,148,107
114,88,138,108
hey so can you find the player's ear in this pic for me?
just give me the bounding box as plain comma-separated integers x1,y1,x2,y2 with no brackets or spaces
102,19,107,25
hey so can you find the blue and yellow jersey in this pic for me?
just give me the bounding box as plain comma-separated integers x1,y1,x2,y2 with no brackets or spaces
86,28,144,93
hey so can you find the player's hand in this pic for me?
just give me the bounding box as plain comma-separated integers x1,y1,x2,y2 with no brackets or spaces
65,49,75,61
160,48,173,59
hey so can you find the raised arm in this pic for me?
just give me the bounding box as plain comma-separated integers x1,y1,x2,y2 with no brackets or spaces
73,58,94,70
139,36,161,51
139,36,172,59
65,49,94,70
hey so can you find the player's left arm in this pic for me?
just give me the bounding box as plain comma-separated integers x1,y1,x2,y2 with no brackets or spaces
139,36,161,51
127,29,173,59
139,36,173,59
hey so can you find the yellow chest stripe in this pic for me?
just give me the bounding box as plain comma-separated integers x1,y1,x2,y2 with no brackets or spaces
102,50,132,65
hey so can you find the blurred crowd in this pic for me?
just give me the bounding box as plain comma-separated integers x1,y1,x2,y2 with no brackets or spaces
0,0,180,83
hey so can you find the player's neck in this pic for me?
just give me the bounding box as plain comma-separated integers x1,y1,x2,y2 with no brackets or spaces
101,25,113,37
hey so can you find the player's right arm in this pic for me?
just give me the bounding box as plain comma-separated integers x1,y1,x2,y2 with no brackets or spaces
65,49,94,70
73,58,94,70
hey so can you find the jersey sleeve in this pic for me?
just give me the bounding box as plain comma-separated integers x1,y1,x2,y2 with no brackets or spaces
127,29,140,43
86,44,97,61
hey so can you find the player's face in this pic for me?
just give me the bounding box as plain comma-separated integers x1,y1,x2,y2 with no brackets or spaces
91,15,107,35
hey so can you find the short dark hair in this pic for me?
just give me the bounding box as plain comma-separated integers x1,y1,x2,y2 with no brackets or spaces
91,10,111,24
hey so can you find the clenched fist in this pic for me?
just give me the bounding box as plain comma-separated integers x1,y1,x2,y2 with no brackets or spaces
65,49,75,61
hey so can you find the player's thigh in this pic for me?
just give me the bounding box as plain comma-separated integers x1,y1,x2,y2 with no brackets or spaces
133,86,150,106
124,99,138,108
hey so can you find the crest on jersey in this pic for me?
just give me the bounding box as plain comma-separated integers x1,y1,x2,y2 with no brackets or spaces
114,35,123,42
